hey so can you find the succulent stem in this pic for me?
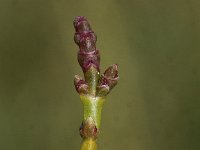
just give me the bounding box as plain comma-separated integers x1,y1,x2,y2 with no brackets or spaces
73,16,119,150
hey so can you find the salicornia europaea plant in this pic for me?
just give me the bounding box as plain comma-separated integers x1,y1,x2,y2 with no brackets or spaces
73,16,119,150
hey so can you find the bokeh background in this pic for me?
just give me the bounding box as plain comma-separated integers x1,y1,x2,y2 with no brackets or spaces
0,0,200,150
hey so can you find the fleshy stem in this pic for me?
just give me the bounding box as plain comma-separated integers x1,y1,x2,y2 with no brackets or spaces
73,16,119,150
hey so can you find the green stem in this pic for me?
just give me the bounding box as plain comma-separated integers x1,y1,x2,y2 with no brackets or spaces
84,66,100,96
80,95,105,129
81,138,97,150
79,95,105,150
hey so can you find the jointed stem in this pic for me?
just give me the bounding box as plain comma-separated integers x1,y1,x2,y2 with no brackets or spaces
73,16,119,150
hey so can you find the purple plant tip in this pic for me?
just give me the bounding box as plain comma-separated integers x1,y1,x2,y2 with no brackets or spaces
73,16,97,52
73,16,100,73
74,75,89,94
73,16,91,33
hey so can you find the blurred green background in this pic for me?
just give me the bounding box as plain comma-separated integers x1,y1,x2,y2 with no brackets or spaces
0,0,200,150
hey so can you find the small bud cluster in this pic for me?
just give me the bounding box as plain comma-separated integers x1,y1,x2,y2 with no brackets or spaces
73,16,119,97
73,16,119,143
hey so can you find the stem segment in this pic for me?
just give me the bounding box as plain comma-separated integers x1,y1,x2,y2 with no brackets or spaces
80,95,105,129
80,95,104,150
81,138,97,150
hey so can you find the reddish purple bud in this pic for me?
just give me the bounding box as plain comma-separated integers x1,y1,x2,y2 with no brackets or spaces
77,50,100,73
97,64,119,94
104,64,119,79
74,32,97,52
73,16,100,73
79,117,98,139
74,75,89,94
